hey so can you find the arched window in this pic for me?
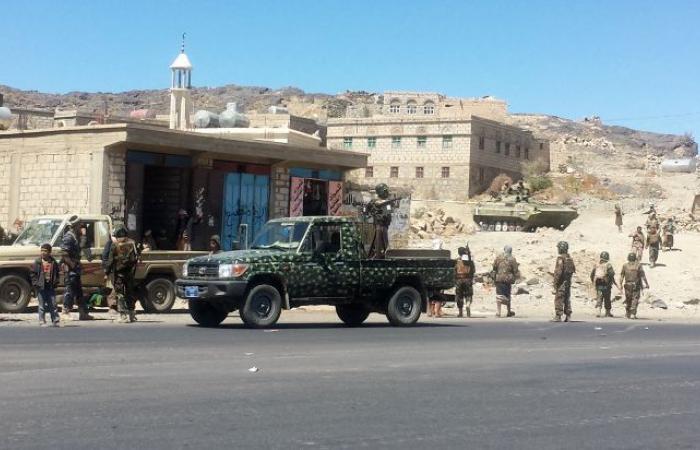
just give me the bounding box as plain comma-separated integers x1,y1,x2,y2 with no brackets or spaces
423,101,435,115
406,100,417,115
389,99,401,114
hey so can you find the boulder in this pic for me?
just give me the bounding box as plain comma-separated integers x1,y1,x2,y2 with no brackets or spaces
683,298,700,305
651,299,668,309
526,277,540,285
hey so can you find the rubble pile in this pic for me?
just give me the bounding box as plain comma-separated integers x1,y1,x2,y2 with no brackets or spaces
658,210,700,233
410,209,475,239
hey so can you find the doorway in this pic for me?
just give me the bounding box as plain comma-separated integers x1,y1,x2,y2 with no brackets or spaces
221,172,270,251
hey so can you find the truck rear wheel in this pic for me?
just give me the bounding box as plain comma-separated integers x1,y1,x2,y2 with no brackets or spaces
0,274,32,313
386,286,422,326
336,304,370,327
188,300,228,327
141,277,176,313
240,284,282,328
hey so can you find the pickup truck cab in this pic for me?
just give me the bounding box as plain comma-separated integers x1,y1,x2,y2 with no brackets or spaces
176,216,455,328
0,215,206,313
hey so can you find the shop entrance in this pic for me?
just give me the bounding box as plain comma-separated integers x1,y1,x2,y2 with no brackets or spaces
221,172,269,251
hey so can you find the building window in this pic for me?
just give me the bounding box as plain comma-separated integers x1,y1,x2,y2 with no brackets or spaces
539,142,544,150
343,137,353,149
416,167,424,178
365,166,373,178
407,101,417,114
391,136,401,148
441,167,450,178
479,167,485,182
390,166,399,178
389,100,401,114
423,101,435,115
516,145,521,158
495,140,501,153
442,135,453,149
417,136,427,148
525,148,530,160
504,143,511,156
478,136,485,150
367,137,376,148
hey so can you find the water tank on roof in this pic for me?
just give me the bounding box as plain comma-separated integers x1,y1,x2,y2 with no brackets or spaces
268,105,288,114
0,107,11,130
220,109,250,128
193,110,220,128
129,109,156,120
661,158,697,173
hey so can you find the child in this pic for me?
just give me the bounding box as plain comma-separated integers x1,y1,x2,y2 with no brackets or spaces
31,243,61,326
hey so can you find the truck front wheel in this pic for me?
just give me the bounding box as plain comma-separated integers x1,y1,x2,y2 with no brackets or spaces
240,284,282,328
141,277,176,313
188,300,228,327
336,304,370,327
386,286,422,326
0,274,32,313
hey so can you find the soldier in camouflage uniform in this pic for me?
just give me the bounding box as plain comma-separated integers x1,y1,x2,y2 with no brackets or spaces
367,183,398,259
590,251,618,318
646,226,661,267
552,241,576,322
455,246,475,318
60,216,92,321
629,226,645,263
645,212,660,233
492,246,519,318
662,218,675,251
106,226,139,323
619,252,649,319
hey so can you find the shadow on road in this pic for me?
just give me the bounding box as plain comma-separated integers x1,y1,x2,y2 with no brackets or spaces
187,321,462,331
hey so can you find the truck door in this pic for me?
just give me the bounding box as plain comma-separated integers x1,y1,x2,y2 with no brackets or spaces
294,222,359,299
77,219,109,287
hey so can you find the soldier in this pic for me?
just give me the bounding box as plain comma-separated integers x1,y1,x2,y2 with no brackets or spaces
629,226,645,263
614,204,623,233
646,226,661,267
552,241,576,322
662,218,675,251
619,252,649,319
590,251,618,318
60,216,92,321
492,245,519,318
106,226,139,323
367,183,398,259
455,246,476,318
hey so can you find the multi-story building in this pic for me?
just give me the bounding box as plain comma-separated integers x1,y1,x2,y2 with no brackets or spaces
327,92,550,200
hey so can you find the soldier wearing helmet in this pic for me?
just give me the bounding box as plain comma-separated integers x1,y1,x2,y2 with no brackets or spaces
552,241,576,322
619,252,649,319
590,251,618,318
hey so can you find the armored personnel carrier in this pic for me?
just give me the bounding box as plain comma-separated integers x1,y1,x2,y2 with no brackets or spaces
473,194,578,232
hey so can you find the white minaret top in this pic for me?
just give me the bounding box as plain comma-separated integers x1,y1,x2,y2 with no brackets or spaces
169,33,193,129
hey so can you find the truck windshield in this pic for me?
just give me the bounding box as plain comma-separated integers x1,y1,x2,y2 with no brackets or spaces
13,219,63,246
250,222,309,251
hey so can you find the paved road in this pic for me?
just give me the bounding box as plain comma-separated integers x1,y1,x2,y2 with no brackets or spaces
2,315,700,449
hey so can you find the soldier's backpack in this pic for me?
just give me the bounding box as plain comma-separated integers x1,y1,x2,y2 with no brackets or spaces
623,262,641,285
494,256,516,284
113,240,137,273
594,262,610,283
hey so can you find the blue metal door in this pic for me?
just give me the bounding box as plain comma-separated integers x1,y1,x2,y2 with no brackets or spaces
221,173,269,251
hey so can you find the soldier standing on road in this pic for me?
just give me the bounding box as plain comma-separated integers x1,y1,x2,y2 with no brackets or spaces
552,241,576,322
629,226,645,263
590,251,618,318
106,226,139,323
614,204,624,232
619,252,649,319
662,218,675,251
60,216,92,321
455,246,475,318
646,212,660,233
646,226,661,268
492,246,518,318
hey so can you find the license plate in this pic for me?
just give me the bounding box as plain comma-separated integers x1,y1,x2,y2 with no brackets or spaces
184,286,199,298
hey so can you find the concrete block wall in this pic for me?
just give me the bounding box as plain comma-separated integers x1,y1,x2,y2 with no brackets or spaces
105,148,127,217
270,165,291,218
0,152,10,228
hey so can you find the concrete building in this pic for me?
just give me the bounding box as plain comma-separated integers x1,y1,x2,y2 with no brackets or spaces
327,92,550,200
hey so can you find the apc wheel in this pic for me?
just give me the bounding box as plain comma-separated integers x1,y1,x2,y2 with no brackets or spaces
336,303,370,327
0,274,32,313
240,284,282,328
188,300,228,327
386,286,422,326
141,277,176,313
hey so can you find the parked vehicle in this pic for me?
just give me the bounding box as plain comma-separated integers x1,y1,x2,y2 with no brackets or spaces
0,215,206,313
176,216,455,328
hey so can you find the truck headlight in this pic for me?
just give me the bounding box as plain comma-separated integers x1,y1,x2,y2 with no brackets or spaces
219,263,248,278
182,262,189,277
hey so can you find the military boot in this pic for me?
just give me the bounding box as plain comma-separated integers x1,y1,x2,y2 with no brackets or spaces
128,310,137,323
552,315,562,322
596,307,602,318
564,314,571,322
118,312,129,323
605,310,614,318
625,311,631,319
466,307,471,318
458,307,463,318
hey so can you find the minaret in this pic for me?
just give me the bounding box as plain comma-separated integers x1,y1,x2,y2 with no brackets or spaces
169,34,193,130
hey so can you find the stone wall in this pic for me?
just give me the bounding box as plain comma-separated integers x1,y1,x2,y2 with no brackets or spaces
270,165,290,218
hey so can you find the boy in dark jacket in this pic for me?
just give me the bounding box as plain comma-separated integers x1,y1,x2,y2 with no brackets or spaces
31,243,60,326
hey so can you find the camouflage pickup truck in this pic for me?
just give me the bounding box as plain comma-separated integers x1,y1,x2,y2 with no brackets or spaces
0,214,206,313
176,216,455,328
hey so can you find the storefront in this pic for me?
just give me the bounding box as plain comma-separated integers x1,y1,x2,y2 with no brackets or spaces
289,168,344,217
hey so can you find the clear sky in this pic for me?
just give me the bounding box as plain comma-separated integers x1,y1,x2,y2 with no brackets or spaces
3,0,699,137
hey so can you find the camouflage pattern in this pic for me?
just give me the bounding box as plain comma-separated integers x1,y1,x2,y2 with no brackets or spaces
630,229,645,262
473,195,579,231
181,216,455,305
590,261,616,313
620,260,648,318
107,237,138,319
553,252,576,319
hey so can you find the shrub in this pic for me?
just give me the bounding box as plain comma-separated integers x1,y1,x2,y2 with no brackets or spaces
526,175,553,193
488,174,513,194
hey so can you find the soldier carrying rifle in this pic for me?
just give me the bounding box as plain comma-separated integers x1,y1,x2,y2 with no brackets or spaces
362,183,402,259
